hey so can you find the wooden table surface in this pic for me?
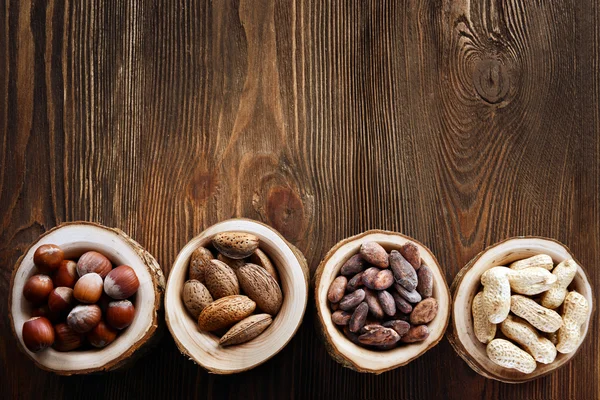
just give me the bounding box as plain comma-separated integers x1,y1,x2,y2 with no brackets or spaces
1,0,599,399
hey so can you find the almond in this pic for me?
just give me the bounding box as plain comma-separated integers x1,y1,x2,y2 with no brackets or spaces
182,280,213,318
189,246,213,282
204,260,240,299
212,232,259,259
219,314,273,346
237,263,283,315
249,248,280,283
197,295,256,331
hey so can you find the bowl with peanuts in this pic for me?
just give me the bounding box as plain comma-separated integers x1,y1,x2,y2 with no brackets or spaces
448,237,594,383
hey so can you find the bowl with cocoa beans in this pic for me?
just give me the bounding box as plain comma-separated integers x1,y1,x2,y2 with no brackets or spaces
165,218,309,374
314,230,451,373
448,237,594,383
8,222,165,375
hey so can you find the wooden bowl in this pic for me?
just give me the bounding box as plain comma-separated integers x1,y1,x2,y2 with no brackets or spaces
448,236,595,383
9,222,165,375
165,218,309,374
314,230,451,374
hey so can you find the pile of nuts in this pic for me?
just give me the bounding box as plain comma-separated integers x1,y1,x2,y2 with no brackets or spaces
327,241,437,349
21,244,139,353
182,232,282,346
473,255,590,374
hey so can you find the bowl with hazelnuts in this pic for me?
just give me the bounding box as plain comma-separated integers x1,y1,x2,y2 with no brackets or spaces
165,218,309,374
314,230,451,374
8,222,165,375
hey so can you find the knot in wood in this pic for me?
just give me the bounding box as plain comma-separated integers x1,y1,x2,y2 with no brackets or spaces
472,58,510,104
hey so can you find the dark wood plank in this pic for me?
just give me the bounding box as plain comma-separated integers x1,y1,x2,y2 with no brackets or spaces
0,0,598,399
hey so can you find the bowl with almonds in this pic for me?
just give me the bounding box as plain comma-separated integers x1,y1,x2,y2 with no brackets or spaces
8,222,165,375
164,218,309,374
314,230,451,374
448,237,595,383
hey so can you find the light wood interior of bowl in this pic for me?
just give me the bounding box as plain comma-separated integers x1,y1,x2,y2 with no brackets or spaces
451,237,594,383
165,219,308,374
10,223,162,373
316,231,451,373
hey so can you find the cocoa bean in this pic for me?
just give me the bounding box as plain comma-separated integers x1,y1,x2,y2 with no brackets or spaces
410,298,438,324
389,250,417,291
330,301,339,311
358,325,400,346
349,302,368,332
343,326,362,345
340,254,365,276
363,268,394,290
372,269,394,290
400,325,429,343
382,319,411,336
331,310,352,325
377,290,396,316
361,267,379,289
339,289,365,311
360,323,383,334
392,291,413,314
394,283,422,303
364,288,385,319
400,242,421,270
346,271,364,292
416,264,433,298
359,242,389,268
327,276,348,303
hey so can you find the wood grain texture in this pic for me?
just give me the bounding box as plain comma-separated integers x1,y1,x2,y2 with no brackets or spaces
1,0,598,398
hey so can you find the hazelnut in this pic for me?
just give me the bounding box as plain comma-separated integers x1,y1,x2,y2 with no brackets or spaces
22,316,55,352
53,323,83,351
33,244,64,274
53,260,78,288
73,273,103,303
104,265,139,300
48,287,75,314
67,304,102,333
87,320,118,348
76,251,112,278
23,274,54,304
106,300,135,330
